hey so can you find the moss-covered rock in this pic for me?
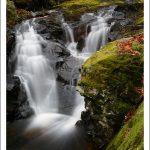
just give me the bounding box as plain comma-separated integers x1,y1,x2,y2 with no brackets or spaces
59,0,143,20
79,36,143,104
106,101,144,150
59,0,125,20
78,34,143,148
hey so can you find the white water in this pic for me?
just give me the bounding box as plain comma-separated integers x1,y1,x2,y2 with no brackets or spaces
15,20,58,114
63,7,115,60
62,18,75,44
15,20,85,135
83,16,110,53
14,7,114,133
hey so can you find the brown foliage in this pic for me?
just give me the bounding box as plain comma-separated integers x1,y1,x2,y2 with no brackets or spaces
7,22,15,27
117,34,144,56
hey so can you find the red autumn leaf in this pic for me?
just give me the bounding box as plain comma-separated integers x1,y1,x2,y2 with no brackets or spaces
117,34,143,56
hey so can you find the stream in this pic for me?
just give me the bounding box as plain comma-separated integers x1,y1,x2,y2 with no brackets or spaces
7,6,115,150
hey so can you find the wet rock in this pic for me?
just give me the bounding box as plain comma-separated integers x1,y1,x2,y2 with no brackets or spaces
7,76,33,121
56,56,82,84
112,11,125,20
74,24,86,42
7,75,21,98
7,28,16,74
77,36,85,51
107,3,143,41
34,15,65,41
44,41,70,59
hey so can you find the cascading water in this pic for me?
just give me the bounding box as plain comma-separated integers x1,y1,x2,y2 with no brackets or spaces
83,15,110,53
61,18,75,44
83,7,116,54
15,20,58,114
14,19,85,133
61,18,78,57
8,6,116,150
63,6,115,59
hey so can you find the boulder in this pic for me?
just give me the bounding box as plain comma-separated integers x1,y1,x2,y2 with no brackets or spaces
78,34,143,148
34,14,65,41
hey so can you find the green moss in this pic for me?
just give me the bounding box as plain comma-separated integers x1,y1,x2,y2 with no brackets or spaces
106,102,144,150
7,0,17,22
135,16,144,25
78,36,143,144
121,28,144,38
79,37,143,104
59,0,125,20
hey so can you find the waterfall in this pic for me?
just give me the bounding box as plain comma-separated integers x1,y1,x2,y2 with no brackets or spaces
15,20,58,114
61,19,75,44
83,6,115,54
7,7,116,150
62,7,115,59
83,16,110,53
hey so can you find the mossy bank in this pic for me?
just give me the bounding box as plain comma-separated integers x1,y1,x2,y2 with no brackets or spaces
78,34,143,149
59,0,143,20
106,101,144,150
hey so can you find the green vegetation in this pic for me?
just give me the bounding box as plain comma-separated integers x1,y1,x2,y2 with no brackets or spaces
120,28,143,38
59,0,143,20
7,0,17,22
16,9,31,23
106,102,144,150
59,0,125,20
7,0,31,26
135,16,144,25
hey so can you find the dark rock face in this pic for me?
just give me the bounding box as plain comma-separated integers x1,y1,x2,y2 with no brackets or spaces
34,15,65,41
108,3,144,40
7,28,16,75
73,24,86,51
56,56,82,85
43,41,70,58
7,76,34,122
